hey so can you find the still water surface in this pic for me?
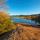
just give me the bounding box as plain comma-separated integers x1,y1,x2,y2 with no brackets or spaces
12,18,40,26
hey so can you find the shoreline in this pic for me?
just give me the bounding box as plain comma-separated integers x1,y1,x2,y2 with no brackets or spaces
16,23,40,28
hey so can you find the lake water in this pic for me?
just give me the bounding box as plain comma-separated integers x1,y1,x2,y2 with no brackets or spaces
12,18,40,26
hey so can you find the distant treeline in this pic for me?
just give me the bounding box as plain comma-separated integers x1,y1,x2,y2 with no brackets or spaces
31,15,40,24
11,14,40,23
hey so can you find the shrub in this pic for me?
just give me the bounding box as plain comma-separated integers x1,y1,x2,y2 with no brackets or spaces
0,11,16,34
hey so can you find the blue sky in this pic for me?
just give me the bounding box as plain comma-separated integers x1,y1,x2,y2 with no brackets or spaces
1,0,40,15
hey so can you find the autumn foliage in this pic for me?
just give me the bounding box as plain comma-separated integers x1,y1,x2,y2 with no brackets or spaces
0,11,16,34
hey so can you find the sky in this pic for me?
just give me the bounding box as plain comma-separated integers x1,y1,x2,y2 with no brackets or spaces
0,0,40,15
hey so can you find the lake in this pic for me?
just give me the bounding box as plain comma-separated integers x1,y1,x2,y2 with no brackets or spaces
12,18,40,26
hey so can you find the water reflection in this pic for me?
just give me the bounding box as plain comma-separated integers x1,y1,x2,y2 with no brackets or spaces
12,18,40,26
32,19,40,25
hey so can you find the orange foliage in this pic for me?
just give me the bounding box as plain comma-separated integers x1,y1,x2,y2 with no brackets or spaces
0,11,16,34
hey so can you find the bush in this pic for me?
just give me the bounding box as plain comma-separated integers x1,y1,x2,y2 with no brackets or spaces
0,12,16,34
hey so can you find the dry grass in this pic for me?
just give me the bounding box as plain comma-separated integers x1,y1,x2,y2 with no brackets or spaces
8,25,40,40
